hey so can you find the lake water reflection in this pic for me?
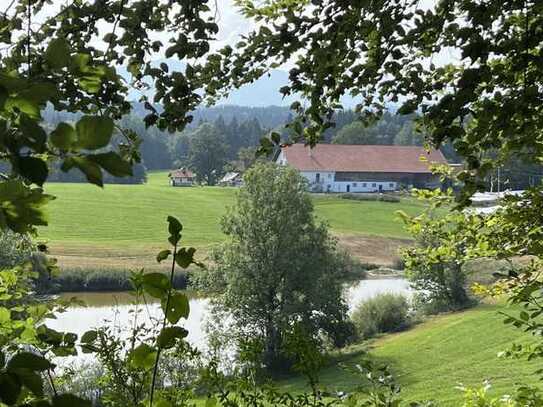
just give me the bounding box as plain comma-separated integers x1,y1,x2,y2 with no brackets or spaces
48,278,411,356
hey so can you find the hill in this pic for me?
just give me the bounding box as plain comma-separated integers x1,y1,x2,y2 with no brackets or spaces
283,302,537,406
39,171,423,269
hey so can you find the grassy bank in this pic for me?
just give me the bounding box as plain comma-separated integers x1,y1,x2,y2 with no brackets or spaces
283,302,538,405
39,172,425,268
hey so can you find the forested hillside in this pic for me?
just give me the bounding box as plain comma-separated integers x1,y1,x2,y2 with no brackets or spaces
42,105,465,184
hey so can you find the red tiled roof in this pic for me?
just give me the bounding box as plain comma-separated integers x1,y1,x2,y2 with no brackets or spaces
169,168,194,178
281,144,447,173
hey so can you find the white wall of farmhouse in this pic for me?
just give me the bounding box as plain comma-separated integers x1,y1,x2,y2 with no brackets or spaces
301,170,397,193
301,170,336,184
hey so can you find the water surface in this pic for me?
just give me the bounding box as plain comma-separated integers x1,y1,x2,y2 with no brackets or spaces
48,278,411,358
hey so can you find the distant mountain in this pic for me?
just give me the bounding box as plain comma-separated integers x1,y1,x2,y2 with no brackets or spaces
217,70,295,107
119,60,294,107
118,59,361,108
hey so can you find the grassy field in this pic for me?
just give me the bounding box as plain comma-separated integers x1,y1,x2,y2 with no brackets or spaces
283,302,537,405
39,171,424,268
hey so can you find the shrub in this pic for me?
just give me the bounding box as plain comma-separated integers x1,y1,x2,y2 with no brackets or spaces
392,257,405,270
334,249,368,281
0,230,32,269
339,193,400,203
351,293,410,339
358,262,381,271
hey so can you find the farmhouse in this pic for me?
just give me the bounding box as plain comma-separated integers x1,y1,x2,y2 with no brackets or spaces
276,144,447,193
168,168,194,187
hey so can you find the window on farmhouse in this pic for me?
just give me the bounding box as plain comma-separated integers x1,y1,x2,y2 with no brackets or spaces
389,183,394,187
362,183,367,187
353,182,357,187
372,183,376,187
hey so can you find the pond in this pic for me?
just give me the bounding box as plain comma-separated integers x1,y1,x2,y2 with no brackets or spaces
47,278,411,361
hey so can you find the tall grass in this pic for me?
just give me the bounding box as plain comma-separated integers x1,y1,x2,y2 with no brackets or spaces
37,267,188,293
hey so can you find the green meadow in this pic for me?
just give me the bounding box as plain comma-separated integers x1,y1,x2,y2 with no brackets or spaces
40,172,536,405
283,302,537,406
39,171,424,261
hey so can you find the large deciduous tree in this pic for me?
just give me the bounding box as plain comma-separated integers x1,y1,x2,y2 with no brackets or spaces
202,163,352,371
188,123,227,185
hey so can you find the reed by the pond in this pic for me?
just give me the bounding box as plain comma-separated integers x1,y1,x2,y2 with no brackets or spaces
37,267,189,293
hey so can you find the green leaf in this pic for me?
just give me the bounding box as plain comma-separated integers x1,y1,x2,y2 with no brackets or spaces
7,352,52,371
141,273,170,299
18,370,44,397
157,326,188,349
45,38,71,69
5,96,40,119
79,75,102,94
175,247,196,269
0,373,21,405
50,122,76,151
129,343,156,370
167,216,183,234
161,292,190,324
20,83,58,103
72,53,90,71
75,116,114,150
52,394,92,407
270,132,281,145
89,152,132,177
0,180,54,232
20,115,47,152
80,330,98,343
18,157,48,186
61,156,103,187
156,249,171,263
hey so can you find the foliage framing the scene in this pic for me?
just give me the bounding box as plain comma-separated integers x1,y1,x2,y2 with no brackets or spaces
0,0,219,233
201,0,542,201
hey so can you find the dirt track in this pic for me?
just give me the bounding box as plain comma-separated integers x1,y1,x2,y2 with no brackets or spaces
336,234,412,267
50,234,412,271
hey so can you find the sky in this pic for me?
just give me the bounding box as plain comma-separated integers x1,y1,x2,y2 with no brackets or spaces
212,0,255,51
21,0,459,107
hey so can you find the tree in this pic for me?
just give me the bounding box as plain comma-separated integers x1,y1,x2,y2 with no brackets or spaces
399,189,482,313
171,133,192,169
332,121,378,145
237,146,259,171
201,163,352,371
188,124,227,185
